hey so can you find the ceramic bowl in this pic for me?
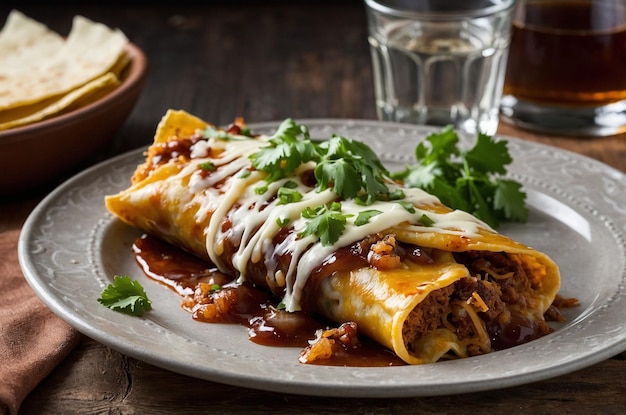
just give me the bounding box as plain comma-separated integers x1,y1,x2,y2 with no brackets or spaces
0,42,148,196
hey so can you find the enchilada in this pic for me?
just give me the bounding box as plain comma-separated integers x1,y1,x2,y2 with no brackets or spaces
105,110,562,365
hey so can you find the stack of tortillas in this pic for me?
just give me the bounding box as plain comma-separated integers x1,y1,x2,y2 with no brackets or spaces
0,10,129,131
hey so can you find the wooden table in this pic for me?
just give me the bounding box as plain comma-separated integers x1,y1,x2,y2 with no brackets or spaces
3,3,625,414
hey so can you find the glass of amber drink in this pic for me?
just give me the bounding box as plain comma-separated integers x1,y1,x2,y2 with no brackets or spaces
501,0,626,136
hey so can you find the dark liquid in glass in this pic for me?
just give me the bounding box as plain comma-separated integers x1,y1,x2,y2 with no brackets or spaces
503,0,626,106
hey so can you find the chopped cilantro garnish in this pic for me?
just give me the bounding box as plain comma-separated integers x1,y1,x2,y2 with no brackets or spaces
418,214,435,227
249,119,393,205
314,135,391,205
97,275,152,317
387,188,406,201
391,126,528,228
397,200,416,214
277,184,303,205
249,118,317,183
276,217,291,227
201,125,251,141
298,202,353,246
255,183,269,195
250,119,527,231
282,180,299,189
209,283,221,293
199,161,216,171
354,209,382,226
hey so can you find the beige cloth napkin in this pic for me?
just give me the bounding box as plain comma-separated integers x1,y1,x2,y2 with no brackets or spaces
0,228,81,415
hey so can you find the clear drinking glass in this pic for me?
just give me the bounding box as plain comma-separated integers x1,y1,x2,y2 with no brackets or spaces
501,0,626,136
365,0,516,135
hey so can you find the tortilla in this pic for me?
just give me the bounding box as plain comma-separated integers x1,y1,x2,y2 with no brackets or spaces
0,10,64,74
105,110,562,365
0,72,120,131
0,10,129,121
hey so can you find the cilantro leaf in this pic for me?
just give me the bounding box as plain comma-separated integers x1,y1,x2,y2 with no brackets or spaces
397,200,416,213
298,202,352,246
392,127,527,228
209,284,221,293
494,179,528,222
249,118,317,182
201,125,252,141
464,133,511,175
460,177,500,227
355,209,382,226
418,214,435,227
431,176,469,213
98,275,152,317
315,156,362,198
395,162,438,189
199,161,216,171
276,217,291,227
315,135,390,204
416,125,460,165
250,120,394,206
277,184,303,204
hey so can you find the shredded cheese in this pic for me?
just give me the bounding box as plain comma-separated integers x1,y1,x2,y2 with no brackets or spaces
468,291,490,313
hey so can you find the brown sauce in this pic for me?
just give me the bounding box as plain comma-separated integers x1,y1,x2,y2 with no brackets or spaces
132,234,406,367
150,136,201,166
148,121,253,167
486,313,545,351
133,234,233,295
132,234,570,367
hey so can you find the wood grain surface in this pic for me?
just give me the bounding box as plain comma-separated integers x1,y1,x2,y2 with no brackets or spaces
2,2,625,414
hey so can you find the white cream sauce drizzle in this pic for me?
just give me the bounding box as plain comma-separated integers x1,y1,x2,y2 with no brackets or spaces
181,134,492,311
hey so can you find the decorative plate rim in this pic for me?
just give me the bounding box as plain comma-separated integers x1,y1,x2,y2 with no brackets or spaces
18,119,626,397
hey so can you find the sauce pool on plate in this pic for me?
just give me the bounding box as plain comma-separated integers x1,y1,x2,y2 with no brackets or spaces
132,233,406,367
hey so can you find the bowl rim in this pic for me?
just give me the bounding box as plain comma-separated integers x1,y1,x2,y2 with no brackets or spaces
0,42,147,144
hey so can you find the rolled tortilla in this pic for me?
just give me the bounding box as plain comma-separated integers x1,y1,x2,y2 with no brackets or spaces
106,110,560,364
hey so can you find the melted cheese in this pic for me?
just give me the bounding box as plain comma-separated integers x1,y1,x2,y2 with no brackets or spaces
178,133,492,311
105,111,562,365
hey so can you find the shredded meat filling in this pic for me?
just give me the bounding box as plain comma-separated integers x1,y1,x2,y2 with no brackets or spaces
402,285,455,353
180,230,561,361
403,250,553,357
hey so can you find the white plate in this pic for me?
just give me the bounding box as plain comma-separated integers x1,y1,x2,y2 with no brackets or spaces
19,119,626,397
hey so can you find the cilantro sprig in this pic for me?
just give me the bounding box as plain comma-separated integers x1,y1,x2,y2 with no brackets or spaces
249,119,317,183
98,275,152,317
314,135,390,204
298,202,353,246
251,119,527,237
391,126,527,228
249,119,394,205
